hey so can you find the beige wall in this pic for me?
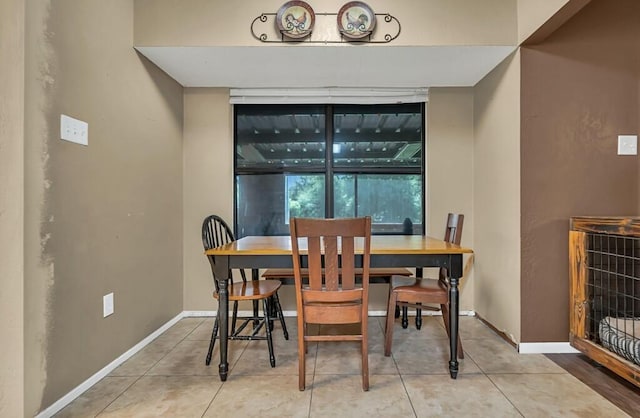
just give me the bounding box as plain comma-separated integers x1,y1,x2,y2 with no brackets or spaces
427,88,475,310
183,88,233,310
473,52,521,343
134,0,517,47
0,1,25,416
517,0,571,42
23,1,184,414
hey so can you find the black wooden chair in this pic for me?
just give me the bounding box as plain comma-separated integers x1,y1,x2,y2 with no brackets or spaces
202,215,288,367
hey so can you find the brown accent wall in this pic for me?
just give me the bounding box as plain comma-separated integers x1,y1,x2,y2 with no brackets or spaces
24,1,184,414
520,0,640,342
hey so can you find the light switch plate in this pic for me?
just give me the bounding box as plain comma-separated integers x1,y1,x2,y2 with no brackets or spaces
60,114,88,146
617,135,637,155
103,293,114,317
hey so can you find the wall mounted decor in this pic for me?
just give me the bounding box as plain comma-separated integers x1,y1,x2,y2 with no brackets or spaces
276,1,315,39
252,2,400,44
337,1,375,40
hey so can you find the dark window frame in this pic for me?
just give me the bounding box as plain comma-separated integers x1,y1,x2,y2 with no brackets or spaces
233,103,426,236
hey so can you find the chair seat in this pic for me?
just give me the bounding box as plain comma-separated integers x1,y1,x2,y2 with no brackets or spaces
214,279,282,300
391,276,448,304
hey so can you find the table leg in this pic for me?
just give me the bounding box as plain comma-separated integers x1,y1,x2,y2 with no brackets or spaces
214,256,230,381
448,275,459,378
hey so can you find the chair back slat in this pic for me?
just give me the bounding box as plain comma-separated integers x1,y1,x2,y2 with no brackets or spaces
341,236,356,290
324,236,340,291
307,236,323,290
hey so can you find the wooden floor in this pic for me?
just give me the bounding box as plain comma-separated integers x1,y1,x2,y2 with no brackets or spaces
546,353,640,417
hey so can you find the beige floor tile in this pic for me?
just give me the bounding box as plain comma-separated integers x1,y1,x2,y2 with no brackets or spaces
108,334,183,377
204,373,311,417
490,373,631,417
403,374,523,418
232,331,314,376
315,340,369,375
54,377,137,418
368,331,404,375
98,376,220,417
376,315,450,341
464,339,567,374
147,338,247,376
391,336,482,375
458,316,506,340
184,317,216,340
161,317,206,341
310,374,414,417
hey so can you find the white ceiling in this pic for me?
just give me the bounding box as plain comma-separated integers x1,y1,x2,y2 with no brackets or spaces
135,45,516,88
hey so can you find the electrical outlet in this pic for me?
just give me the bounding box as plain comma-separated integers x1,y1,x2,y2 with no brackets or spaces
60,114,88,146
617,135,637,155
103,293,114,317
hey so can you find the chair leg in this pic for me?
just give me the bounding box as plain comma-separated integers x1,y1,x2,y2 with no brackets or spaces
415,303,422,329
360,318,369,391
253,300,260,328
401,306,409,329
297,316,306,390
273,292,289,340
205,316,220,366
384,291,397,356
395,304,400,318
262,298,276,367
266,297,275,331
441,304,464,359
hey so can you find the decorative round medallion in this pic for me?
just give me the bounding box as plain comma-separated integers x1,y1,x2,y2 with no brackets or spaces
337,1,376,39
276,1,315,39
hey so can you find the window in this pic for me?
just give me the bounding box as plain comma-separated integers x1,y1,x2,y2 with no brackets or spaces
234,103,424,237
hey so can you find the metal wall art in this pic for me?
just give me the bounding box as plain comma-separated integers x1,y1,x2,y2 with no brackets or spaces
251,1,400,43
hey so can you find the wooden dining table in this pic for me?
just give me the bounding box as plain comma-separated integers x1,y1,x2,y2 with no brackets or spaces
204,234,473,381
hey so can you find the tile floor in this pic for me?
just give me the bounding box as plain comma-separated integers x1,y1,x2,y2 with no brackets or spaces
55,315,631,417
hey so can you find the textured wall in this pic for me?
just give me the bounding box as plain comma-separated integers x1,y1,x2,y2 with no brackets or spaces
0,0,25,416
520,0,639,342
24,1,184,414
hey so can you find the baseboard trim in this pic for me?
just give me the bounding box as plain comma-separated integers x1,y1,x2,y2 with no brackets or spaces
518,342,580,354
35,312,185,418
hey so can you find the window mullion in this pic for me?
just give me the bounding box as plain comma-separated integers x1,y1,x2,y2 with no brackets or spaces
326,105,334,218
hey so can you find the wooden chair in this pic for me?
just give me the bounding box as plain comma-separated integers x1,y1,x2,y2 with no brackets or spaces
202,215,288,368
290,216,372,391
384,213,466,359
